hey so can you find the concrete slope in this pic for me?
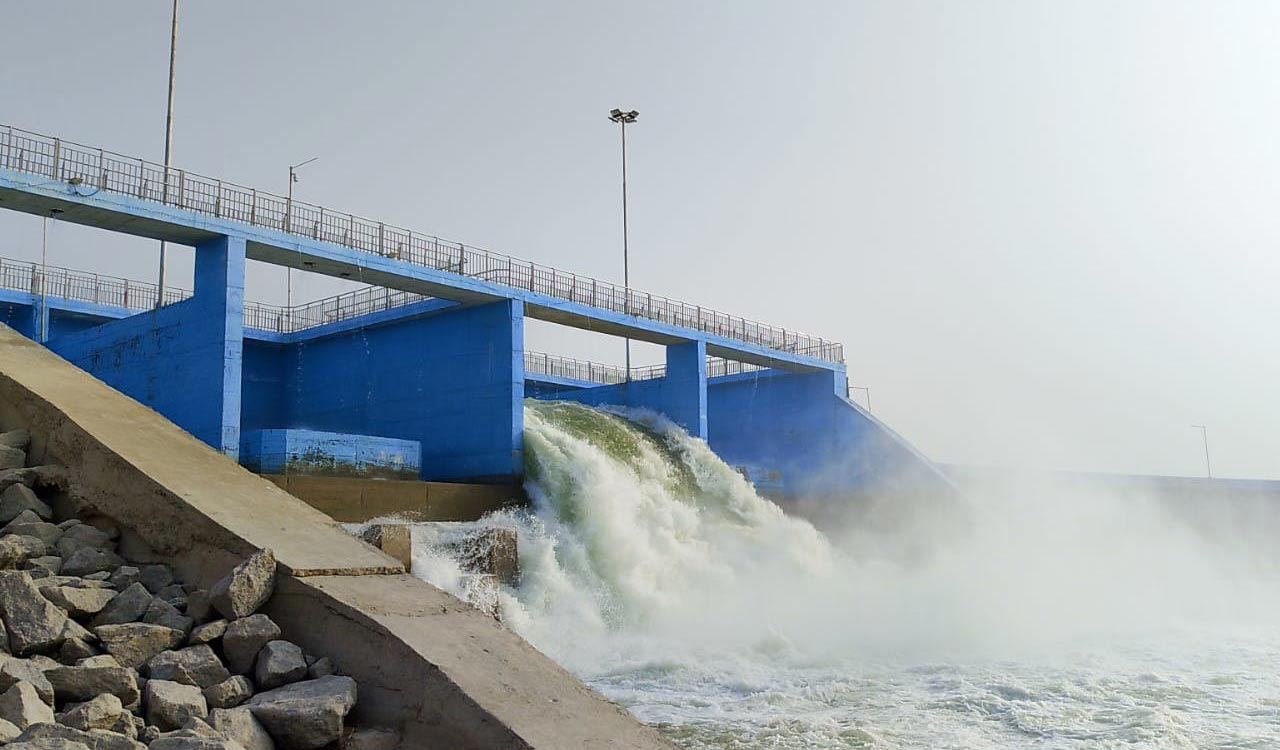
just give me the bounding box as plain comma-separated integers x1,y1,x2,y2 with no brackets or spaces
0,323,675,749
0,323,399,577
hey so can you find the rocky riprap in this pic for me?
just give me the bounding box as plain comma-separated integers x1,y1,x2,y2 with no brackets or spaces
0,429,395,750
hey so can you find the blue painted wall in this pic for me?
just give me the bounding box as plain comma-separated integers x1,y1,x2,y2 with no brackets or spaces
706,369,954,500
45,236,246,456
530,339,709,439
282,300,524,482
241,341,289,431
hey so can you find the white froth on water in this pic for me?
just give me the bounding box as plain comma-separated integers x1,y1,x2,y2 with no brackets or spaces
410,400,1280,748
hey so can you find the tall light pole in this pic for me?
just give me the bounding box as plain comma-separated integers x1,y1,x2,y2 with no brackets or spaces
1191,424,1212,478
608,108,638,380
285,157,318,308
156,0,180,308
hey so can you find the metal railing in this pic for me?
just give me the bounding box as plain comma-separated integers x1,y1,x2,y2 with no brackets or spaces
521,351,767,385
0,255,804,389
0,123,844,365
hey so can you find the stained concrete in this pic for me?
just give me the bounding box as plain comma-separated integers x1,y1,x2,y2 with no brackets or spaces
0,323,674,749
262,474,523,523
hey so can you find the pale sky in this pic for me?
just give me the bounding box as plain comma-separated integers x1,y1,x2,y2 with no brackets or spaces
2,1,1278,480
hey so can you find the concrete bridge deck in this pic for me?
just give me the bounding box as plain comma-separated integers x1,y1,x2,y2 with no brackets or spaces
0,123,843,375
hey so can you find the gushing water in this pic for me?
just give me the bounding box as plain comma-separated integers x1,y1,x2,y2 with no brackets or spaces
409,400,1280,748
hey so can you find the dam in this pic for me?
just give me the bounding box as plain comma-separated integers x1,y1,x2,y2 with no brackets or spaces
0,122,952,504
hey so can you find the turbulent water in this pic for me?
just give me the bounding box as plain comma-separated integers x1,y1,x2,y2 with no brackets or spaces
408,400,1280,749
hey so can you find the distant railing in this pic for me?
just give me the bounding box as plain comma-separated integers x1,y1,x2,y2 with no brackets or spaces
0,255,794,387
521,351,767,385
0,123,844,366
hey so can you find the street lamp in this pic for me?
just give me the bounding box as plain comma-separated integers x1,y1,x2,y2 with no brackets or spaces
608,108,638,380
285,157,319,308
1191,424,1212,478
156,0,180,308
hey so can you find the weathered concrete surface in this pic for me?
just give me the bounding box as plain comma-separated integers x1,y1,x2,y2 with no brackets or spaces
267,574,673,749
262,475,523,523
0,324,675,749
0,325,400,581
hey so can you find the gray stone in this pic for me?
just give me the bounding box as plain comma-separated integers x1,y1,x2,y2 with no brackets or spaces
59,550,123,580
142,600,192,636
60,693,125,732
252,642,305,691
0,715,19,741
246,676,356,750
15,722,146,750
207,707,272,750
54,527,112,561
39,586,115,618
58,619,94,648
208,551,274,622
221,616,279,676
90,584,151,628
0,466,69,495
187,621,226,646
184,592,212,625
82,572,110,582
0,430,30,451
139,567,174,595
304,657,334,679
45,665,139,705
93,624,184,669
0,485,51,525
145,680,207,732
72,655,117,668
0,446,24,473
107,567,139,590
0,536,48,569
146,646,230,690
0,656,52,704
4,515,63,553
0,681,53,729
202,676,253,710
56,637,97,665
25,556,63,578
149,738,246,750
156,585,186,604
0,571,69,654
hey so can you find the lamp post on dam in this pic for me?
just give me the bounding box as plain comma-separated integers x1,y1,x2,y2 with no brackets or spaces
609,108,638,381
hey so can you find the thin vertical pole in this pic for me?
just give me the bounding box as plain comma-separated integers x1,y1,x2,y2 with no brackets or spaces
157,0,179,308
1193,425,1212,478
621,119,631,381
39,217,48,342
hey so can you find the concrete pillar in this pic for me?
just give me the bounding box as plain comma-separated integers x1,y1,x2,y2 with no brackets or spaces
663,339,708,439
45,234,246,459
192,235,246,457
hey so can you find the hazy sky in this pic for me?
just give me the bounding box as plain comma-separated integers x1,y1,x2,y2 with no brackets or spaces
2,1,1277,479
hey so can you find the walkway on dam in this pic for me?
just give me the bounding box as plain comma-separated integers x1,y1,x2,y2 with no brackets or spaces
0,123,843,375
0,254,777,388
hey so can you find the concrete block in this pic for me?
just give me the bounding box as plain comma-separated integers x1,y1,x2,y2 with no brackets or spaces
357,525,413,570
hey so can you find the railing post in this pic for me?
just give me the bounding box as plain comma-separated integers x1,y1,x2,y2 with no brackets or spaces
123,280,130,309
178,170,185,208
316,208,324,240
98,149,106,189
250,190,257,224
214,181,222,217
377,223,385,255
138,159,147,199
4,126,12,170
94,275,100,305
52,138,61,180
